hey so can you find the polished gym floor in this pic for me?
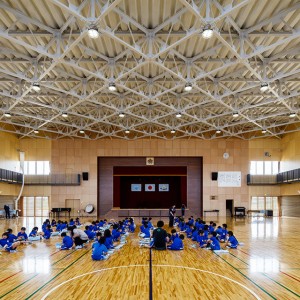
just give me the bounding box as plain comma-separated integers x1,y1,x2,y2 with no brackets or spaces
0,216,299,300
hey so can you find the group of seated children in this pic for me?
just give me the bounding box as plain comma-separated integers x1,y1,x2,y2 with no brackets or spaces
176,216,239,250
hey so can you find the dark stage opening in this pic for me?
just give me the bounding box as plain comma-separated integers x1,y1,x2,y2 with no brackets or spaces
113,166,187,209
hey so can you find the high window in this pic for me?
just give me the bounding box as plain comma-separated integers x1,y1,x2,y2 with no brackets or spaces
23,161,50,175
250,161,279,175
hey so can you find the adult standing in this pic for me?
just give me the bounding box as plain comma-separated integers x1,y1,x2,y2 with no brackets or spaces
152,220,168,250
181,204,186,217
168,205,176,227
4,204,10,219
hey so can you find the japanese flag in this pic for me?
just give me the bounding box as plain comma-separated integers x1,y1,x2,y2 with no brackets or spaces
145,184,155,192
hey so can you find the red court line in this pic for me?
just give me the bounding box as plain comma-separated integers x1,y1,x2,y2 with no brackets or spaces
280,271,300,283
49,250,60,257
0,270,22,283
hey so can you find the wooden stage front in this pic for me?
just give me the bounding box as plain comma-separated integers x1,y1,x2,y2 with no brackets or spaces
0,216,299,299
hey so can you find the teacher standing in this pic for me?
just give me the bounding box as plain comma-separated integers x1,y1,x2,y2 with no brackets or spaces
168,205,176,227
4,204,10,219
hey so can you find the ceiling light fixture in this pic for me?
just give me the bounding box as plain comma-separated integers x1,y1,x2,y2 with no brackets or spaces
119,112,125,118
171,129,176,134
79,130,85,134
4,112,11,117
176,112,182,118
289,112,296,118
232,112,239,118
202,24,213,39
88,26,99,39
32,82,41,92
216,129,221,134
34,130,39,134
62,112,68,118
261,129,267,134
260,82,269,92
125,129,130,134
184,83,192,92
108,82,117,91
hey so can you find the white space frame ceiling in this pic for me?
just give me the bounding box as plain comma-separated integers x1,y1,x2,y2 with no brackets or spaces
0,0,300,140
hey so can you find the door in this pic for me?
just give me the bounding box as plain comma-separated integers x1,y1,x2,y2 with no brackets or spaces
65,199,81,217
226,199,234,217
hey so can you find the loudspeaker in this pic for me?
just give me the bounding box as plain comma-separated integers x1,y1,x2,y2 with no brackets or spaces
211,172,218,181
82,172,89,181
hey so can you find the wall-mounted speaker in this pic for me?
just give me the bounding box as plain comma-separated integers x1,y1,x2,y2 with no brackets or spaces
82,172,89,181
211,172,218,181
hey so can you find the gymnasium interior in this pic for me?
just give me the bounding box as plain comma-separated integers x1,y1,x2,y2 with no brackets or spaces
0,0,300,299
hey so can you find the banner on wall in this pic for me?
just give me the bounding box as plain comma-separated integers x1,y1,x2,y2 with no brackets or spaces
218,171,241,187
131,184,142,192
159,184,169,192
145,184,155,191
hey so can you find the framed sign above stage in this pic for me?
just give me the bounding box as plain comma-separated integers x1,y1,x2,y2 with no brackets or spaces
131,184,142,192
145,184,155,191
159,184,169,192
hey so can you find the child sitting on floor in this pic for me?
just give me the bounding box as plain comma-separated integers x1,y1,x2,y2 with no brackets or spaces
85,225,96,240
17,227,28,241
197,230,207,248
0,232,20,253
6,228,17,242
219,224,228,242
225,231,239,249
168,234,184,250
207,232,221,250
92,236,108,260
28,227,40,241
60,232,73,250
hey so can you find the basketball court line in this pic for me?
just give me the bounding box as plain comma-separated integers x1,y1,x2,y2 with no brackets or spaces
231,250,300,296
40,264,262,300
0,270,23,284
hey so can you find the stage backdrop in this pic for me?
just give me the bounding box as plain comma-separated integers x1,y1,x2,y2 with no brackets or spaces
113,166,187,209
98,157,202,216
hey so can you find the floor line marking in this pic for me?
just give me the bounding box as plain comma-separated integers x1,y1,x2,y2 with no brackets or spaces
228,252,300,298
214,252,276,299
25,248,91,300
0,270,22,284
40,264,261,300
280,271,300,283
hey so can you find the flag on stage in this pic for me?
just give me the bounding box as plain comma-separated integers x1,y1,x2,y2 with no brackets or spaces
159,184,169,192
131,184,142,192
145,184,155,191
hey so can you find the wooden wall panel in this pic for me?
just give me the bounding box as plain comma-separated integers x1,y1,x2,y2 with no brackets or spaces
281,196,300,217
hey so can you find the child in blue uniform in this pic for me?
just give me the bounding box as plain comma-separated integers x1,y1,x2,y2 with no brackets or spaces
225,231,239,248
207,232,221,250
168,234,184,250
197,230,207,248
104,229,114,249
17,227,28,241
60,232,73,250
6,228,17,242
43,225,52,239
85,225,96,240
112,224,121,241
0,232,20,252
170,229,179,241
92,237,108,260
219,224,228,242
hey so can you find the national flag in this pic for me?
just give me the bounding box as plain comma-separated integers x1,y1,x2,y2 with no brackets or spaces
145,184,155,191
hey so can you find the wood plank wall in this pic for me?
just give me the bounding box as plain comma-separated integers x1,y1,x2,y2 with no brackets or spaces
281,195,300,217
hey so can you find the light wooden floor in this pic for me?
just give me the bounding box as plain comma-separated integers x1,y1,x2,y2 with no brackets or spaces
0,216,300,300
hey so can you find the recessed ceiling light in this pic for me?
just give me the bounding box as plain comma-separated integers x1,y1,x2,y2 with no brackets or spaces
202,24,213,39
32,82,41,92
125,129,130,134
34,130,39,134
176,112,182,118
119,112,125,118
108,82,117,91
260,82,269,92
216,129,221,134
4,112,11,117
261,129,267,134
62,112,68,118
79,130,85,134
232,112,239,117
171,129,176,134
88,27,99,39
184,83,192,92
289,112,296,118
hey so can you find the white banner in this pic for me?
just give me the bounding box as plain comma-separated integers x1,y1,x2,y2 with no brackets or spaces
218,171,241,187
145,184,155,191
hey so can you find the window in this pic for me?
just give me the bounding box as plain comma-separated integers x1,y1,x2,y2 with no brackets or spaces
23,196,49,217
250,161,279,175
23,161,50,175
250,196,279,217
